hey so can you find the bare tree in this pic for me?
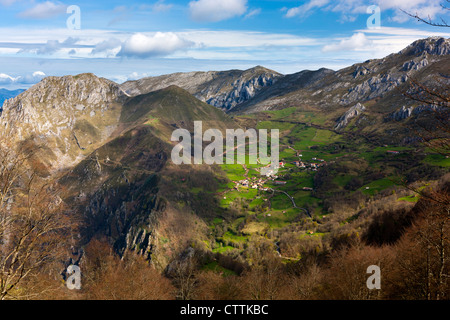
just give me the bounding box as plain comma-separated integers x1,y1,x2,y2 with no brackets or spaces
397,6,450,203
241,257,287,300
82,239,175,300
318,243,394,300
287,264,323,300
416,199,450,300
395,9,450,293
195,271,244,300
403,0,450,157
387,187,450,300
398,1,450,158
0,142,75,299
402,76,450,157
170,255,198,300
401,1,450,27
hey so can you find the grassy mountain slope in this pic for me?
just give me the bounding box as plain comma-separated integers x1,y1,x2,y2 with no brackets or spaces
58,85,239,268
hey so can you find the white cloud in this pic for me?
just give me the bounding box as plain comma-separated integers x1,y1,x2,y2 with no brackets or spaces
286,0,330,18
377,0,440,10
179,30,320,48
327,0,367,15
285,0,448,22
24,71,46,83
118,33,194,58
108,72,150,84
322,32,372,52
18,37,80,55
152,0,173,12
0,26,447,75
377,0,444,22
91,38,122,55
0,73,17,84
0,71,46,85
0,28,321,61
19,1,67,19
18,71,46,84
36,40,62,54
245,8,261,19
321,27,450,57
127,72,150,80
360,26,450,37
189,0,248,22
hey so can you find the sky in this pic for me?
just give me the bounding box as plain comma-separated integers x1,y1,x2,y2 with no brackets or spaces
0,0,449,89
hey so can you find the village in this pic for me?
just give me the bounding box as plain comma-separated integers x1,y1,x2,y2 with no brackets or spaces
231,152,328,192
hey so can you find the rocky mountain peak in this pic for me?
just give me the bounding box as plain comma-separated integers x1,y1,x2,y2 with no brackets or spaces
401,37,450,56
199,67,282,111
0,73,126,171
245,65,281,75
32,73,125,103
121,66,282,111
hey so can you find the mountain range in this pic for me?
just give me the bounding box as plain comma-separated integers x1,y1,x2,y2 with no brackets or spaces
0,37,448,269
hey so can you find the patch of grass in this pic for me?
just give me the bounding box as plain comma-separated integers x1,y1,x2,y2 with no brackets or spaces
212,217,224,225
202,261,237,276
212,246,235,254
280,148,296,159
265,107,298,119
290,126,341,151
249,197,264,210
223,231,248,243
359,177,398,195
256,121,295,132
293,111,327,125
299,232,324,239
258,209,299,229
398,194,420,203
220,164,246,181
220,190,240,207
423,154,450,167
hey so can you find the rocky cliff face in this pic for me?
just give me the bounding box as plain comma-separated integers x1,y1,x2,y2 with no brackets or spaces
232,68,335,113
402,58,429,72
230,37,449,123
0,74,127,171
121,66,282,111
196,71,277,110
335,103,366,130
337,39,449,106
386,104,442,122
401,37,450,56
388,106,414,121
340,73,409,105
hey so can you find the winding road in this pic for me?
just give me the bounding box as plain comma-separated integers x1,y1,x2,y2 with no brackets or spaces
269,188,312,218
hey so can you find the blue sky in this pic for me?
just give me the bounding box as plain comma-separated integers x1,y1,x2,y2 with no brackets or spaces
0,0,449,89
